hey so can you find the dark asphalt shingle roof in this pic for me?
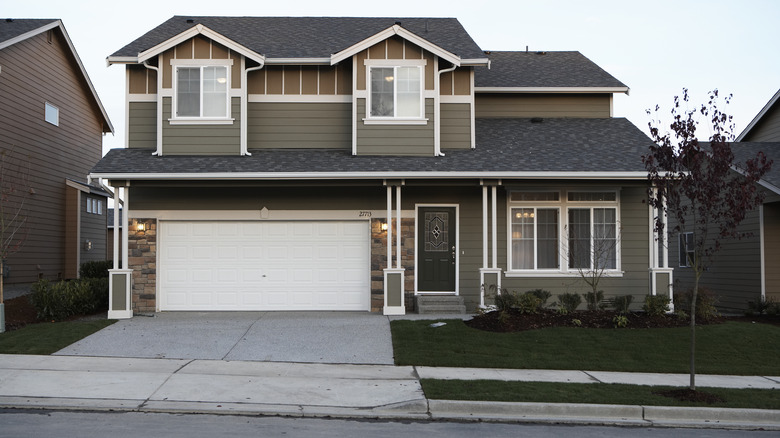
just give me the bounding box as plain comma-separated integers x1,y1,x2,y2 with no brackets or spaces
111,16,486,60
730,142,780,191
0,18,58,45
475,51,627,89
91,118,653,177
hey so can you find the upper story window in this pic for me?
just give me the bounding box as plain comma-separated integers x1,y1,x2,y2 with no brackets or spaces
368,65,423,121
170,60,232,124
44,102,59,126
86,198,102,215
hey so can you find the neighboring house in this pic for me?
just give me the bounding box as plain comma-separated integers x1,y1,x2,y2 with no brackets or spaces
0,19,114,282
670,89,780,311
91,16,662,318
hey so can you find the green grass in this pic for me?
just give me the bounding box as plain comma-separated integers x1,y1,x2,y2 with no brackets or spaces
391,320,780,375
0,320,116,355
420,379,780,409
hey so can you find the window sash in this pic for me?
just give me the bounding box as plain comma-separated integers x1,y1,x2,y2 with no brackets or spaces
510,207,559,270
568,207,617,270
369,66,422,118
175,66,228,118
679,232,694,267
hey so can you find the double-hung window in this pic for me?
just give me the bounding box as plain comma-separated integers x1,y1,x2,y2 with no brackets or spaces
173,64,230,121
566,191,618,271
508,191,561,271
678,232,695,267
368,65,423,119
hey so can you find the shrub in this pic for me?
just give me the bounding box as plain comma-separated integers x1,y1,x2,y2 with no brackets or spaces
585,290,605,311
30,277,109,321
79,260,112,279
610,295,634,314
525,289,552,310
674,287,720,321
516,292,542,314
612,315,629,328
643,295,670,317
493,289,519,312
746,296,775,316
556,292,581,314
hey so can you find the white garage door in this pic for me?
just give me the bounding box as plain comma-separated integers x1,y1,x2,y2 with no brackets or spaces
159,220,370,311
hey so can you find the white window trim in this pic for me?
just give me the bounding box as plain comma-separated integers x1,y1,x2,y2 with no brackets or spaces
566,205,620,272
679,232,694,268
505,189,623,277
364,60,427,124
170,59,234,123
44,102,59,126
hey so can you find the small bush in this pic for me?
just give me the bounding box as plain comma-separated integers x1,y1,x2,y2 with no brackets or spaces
610,295,634,314
643,295,670,317
675,288,720,321
516,292,542,314
612,315,629,328
746,296,775,316
557,293,582,314
526,289,552,310
30,277,109,322
493,289,519,312
585,290,605,311
79,260,112,279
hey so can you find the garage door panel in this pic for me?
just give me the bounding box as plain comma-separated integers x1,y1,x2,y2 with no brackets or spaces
160,220,369,311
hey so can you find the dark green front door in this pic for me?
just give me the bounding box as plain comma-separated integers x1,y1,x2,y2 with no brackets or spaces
418,207,456,292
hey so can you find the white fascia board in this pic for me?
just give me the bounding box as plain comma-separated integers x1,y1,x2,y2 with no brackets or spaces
475,86,630,95
136,24,266,65
330,25,461,66
460,58,490,66
106,56,139,65
736,89,780,141
89,171,649,181
9,20,116,134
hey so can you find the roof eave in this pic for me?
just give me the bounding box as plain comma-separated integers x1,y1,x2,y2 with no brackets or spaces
475,86,630,94
92,171,650,181
135,23,266,65
330,24,462,66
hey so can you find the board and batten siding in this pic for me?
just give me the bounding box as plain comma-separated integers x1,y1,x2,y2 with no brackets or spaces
441,103,471,150
248,64,352,96
356,98,435,155
128,101,157,149
475,94,611,119
742,104,780,142
247,102,351,149
161,97,241,155
0,29,106,282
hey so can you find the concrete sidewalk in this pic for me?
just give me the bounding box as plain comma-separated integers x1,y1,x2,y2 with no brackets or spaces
0,354,778,430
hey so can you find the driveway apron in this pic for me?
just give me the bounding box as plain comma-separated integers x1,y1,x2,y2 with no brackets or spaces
55,312,395,365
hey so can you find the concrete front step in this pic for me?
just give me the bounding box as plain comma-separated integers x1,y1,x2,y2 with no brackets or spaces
416,295,466,314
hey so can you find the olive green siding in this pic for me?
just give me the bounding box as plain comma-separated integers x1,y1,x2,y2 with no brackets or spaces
81,195,108,265
742,104,780,142
356,98,435,156
161,97,241,155
247,102,351,149
441,103,472,150
670,205,763,312
386,272,402,306
764,201,780,303
475,94,611,119
128,101,157,149
111,272,128,311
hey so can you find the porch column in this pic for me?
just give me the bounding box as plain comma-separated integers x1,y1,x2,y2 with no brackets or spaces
648,188,673,312
479,182,501,307
384,183,405,315
108,184,132,319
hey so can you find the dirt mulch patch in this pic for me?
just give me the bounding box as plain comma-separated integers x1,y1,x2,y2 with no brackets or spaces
465,308,732,333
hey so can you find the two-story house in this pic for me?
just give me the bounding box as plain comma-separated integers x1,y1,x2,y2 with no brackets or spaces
92,16,664,318
0,19,113,285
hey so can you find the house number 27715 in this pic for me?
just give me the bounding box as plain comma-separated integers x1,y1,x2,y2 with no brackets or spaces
359,211,372,217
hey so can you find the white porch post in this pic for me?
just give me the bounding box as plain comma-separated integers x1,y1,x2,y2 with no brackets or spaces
648,188,673,312
480,183,501,307
491,185,497,269
384,183,405,315
108,184,133,319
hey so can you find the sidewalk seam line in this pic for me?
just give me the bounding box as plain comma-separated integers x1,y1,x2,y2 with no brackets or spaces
582,371,603,383
222,313,265,361
139,359,194,409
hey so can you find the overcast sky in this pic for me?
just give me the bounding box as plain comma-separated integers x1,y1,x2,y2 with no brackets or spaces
5,0,780,155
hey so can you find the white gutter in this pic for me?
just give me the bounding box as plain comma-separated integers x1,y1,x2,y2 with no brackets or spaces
89,171,650,181
242,61,266,156
142,61,162,156
475,86,630,95
435,62,457,157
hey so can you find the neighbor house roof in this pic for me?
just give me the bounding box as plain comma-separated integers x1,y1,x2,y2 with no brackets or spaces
109,16,487,65
730,142,780,194
736,89,780,141
0,18,114,133
91,118,653,180
475,51,628,93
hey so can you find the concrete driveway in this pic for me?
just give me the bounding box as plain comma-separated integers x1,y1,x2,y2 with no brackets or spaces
55,312,395,365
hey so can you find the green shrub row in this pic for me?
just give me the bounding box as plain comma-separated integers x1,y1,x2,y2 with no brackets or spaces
29,260,111,322
79,260,112,279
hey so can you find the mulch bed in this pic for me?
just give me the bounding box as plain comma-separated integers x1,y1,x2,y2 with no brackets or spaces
465,308,780,332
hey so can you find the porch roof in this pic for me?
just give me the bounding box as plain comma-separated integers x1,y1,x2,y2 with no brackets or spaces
91,118,654,180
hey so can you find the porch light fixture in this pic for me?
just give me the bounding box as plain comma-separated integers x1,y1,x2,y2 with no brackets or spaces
136,222,145,232
381,222,388,231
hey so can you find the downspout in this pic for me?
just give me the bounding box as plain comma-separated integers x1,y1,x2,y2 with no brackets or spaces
435,62,457,157
142,61,162,156
242,62,265,156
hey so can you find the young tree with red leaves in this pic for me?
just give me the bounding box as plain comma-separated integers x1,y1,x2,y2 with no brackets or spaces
643,89,772,391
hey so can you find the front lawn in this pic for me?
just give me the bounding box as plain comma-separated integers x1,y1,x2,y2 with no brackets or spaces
391,319,780,375
420,379,780,409
0,319,116,355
